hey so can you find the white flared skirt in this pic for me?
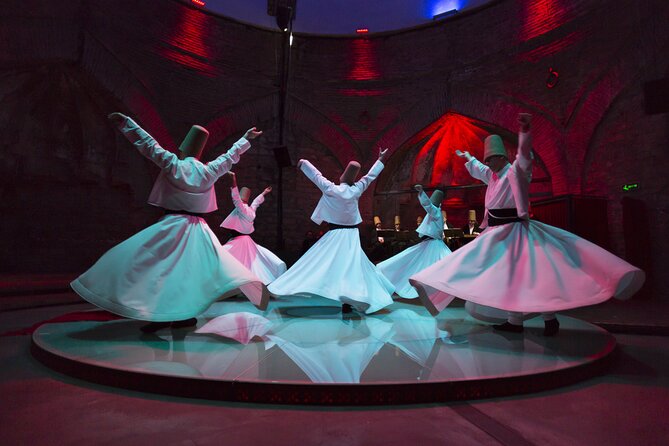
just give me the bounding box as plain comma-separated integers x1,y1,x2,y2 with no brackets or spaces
267,228,395,313
377,239,452,299
71,215,268,322
409,220,645,316
223,235,287,285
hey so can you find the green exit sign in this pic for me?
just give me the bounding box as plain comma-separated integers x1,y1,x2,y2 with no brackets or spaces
622,183,639,191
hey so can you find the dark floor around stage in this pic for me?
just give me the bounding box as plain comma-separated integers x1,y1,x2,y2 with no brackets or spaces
1,275,668,445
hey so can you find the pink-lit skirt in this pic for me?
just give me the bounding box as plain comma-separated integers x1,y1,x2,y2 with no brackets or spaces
223,235,287,285
409,220,645,316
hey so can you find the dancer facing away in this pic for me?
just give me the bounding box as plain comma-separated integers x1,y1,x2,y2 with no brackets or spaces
71,113,269,333
220,171,287,284
377,185,451,299
268,148,395,314
410,113,645,336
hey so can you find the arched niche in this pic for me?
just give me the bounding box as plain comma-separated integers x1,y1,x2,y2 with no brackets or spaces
372,112,552,230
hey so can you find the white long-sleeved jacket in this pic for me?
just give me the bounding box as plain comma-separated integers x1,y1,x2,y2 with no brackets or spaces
119,117,250,213
464,131,532,228
415,190,444,240
301,159,384,226
220,186,265,234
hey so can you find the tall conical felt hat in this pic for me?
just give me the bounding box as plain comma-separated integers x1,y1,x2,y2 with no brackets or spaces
468,209,477,221
430,189,444,206
373,216,382,226
178,125,209,159
394,215,401,225
483,135,507,162
239,187,251,202
339,161,361,185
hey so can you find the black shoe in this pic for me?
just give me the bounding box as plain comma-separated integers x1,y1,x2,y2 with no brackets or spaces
543,318,560,337
342,304,353,314
493,322,524,333
171,318,198,329
140,321,171,333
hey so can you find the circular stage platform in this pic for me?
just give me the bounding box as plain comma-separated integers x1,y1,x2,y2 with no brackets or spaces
31,297,616,405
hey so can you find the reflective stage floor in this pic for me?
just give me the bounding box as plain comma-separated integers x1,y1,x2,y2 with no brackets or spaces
31,297,616,405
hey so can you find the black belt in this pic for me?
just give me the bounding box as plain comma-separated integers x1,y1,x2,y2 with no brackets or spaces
164,209,208,218
420,235,440,241
487,208,524,227
328,223,359,230
225,229,247,242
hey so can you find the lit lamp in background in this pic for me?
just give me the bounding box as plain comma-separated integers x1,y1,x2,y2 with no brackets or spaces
546,67,559,88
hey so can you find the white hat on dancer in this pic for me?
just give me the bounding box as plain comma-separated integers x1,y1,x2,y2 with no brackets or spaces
339,161,361,185
179,125,209,159
483,135,507,162
240,187,252,203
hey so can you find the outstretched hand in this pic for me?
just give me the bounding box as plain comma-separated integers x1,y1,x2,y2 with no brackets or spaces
455,149,472,161
518,113,532,132
414,184,424,193
263,186,273,195
244,127,263,140
297,159,305,169
107,112,127,127
378,147,389,162
226,171,237,187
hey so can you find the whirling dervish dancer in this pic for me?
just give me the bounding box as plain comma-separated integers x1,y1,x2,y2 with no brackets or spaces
377,185,451,299
410,113,645,336
268,148,395,314
220,171,286,284
71,113,269,332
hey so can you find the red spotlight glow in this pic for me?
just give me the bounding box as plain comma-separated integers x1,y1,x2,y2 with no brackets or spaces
356,28,369,34
409,113,491,188
347,39,380,81
191,0,205,7
161,7,215,76
519,0,571,42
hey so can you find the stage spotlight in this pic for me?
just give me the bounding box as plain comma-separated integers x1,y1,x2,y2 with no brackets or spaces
433,9,458,20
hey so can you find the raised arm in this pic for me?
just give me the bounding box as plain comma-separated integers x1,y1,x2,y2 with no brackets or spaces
250,186,271,211
205,127,262,178
515,113,533,175
414,185,441,218
108,113,178,170
353,147,388,194
457,149,492,184
298,159,335,193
